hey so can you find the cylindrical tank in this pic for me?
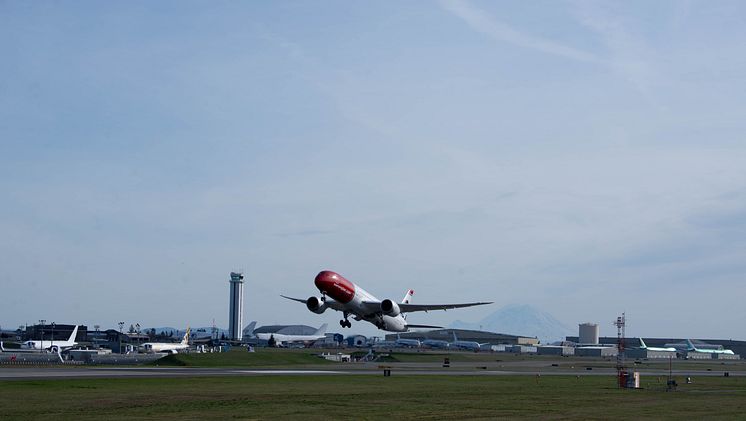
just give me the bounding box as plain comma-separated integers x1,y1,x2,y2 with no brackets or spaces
579,323,599,345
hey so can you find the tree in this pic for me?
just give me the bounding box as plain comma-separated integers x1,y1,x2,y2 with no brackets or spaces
128,324,135,333
268,334,277,348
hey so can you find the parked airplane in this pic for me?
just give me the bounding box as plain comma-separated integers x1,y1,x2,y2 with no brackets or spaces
395,334,421,348
282,271,491,332
638,338,676,352
0,341,45,353
141,328,190,354
685,339,735,355
422,339,451,349
255,324,328,347
450,332,483,351
20,325,79,353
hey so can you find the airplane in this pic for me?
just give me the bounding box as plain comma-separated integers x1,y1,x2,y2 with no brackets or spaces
638,338,676,352
255,324,328,347
141,328,190,354
449,332,484,351
685,339,735,355
422,339,451,349
20,325,79,353
395,334,421,348
372,340,399,349
0,341,46,353
282,270,492,332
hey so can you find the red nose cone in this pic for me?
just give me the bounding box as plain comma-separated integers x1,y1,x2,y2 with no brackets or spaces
315,270,355,304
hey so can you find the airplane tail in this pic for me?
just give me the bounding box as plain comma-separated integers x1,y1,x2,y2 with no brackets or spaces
181,327,191,345
67,325,79,343
313,323,328,336
453,332,459,342
639,338,647,348
243,321,257,338
401,289,414,320
685,339,697,351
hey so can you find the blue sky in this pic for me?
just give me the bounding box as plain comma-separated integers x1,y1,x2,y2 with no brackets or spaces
2,1,745,339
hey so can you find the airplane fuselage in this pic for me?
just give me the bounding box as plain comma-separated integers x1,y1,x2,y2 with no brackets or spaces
315,271,408,332
255,333,327,345
141,342,188,354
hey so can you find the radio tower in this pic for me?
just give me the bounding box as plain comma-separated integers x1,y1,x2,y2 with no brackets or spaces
614,313,626,388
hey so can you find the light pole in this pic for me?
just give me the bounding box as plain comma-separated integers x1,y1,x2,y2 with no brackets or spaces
135,323,141,349
118,321,125,354
51,322,56,352
39,319,46,350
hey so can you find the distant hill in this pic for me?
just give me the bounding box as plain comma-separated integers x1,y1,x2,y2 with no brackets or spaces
450,304,574,343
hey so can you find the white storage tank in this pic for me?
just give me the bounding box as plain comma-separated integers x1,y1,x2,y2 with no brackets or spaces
579,323,599,345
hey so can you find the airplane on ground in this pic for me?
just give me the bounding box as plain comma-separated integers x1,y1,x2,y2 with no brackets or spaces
685,339,735,355
449,332,484,351
638,338,676,352
282,270,491,332
141,328,190,354
395,334,421,348
422,339,451,349
255,324,329,347
1,341,46,353
20,325,79,353
372,340,399,349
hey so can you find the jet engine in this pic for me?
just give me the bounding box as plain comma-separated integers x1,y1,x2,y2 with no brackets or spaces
306,296,327,314
49,345,60,354
380,299,400,317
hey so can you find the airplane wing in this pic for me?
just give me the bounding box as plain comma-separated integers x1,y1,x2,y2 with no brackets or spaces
280,295,307,304
360,301,492,314
399,302,492,313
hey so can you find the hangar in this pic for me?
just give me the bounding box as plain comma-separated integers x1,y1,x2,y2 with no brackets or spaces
386,329,539,345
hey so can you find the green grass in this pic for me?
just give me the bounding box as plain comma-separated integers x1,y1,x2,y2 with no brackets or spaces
150,348,333,367
1,375,745,420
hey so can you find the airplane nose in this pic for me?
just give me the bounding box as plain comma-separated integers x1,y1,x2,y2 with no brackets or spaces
314,270,355,303
314,271,337,292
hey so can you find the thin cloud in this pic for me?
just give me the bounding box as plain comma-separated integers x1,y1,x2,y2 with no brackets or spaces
569,1,659,100
439,0,601,64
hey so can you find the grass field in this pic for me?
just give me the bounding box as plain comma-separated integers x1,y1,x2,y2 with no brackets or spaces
152,348,332,367
2,374,745,420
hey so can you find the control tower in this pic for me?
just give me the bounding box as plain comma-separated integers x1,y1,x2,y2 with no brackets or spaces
228,272,245,341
